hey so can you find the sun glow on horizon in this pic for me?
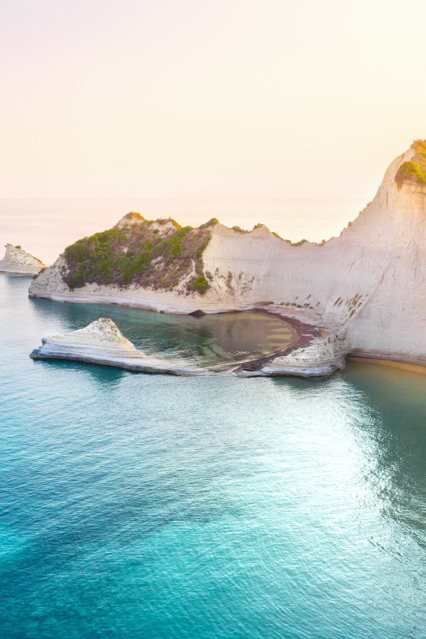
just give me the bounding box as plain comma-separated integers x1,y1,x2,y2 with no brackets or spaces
1,0,425,208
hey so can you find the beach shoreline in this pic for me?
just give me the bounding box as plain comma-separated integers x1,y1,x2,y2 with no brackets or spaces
349,355,426,376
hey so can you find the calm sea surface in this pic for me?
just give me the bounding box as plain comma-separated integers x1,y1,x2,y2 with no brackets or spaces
0,202,426,639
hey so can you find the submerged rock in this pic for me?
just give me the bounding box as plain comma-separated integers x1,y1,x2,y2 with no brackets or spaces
30,318,204,376
0,244,45,275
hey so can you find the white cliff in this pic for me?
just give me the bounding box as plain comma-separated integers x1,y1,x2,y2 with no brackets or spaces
29,142,426,366
30,318,204,376
0,244,45,275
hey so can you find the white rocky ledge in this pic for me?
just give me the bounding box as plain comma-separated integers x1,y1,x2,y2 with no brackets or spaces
0,244,45,275
30,318,204,376
235,335,348,378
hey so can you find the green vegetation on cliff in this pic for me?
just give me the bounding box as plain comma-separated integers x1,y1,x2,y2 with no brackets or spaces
413,140,426,156
395,140,426,186
188,274,209,294
62,215,212,294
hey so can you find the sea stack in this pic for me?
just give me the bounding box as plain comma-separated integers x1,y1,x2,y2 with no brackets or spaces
29,142,426,366
0,244,45,275
30,318,204,376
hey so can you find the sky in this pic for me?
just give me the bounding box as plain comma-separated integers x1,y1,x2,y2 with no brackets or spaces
1,0,426,203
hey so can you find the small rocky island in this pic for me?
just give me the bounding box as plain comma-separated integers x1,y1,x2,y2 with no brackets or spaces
29,141,426,368
30,318,204,376
0,244,45,275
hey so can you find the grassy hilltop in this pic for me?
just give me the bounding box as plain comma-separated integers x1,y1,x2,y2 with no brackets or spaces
61,213,218,294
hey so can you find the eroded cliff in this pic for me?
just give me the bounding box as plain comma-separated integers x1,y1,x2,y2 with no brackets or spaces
29,142,426,364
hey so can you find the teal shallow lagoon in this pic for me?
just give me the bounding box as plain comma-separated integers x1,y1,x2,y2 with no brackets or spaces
0,273,425,639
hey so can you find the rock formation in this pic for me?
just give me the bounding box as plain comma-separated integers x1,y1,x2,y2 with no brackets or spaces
235,334,348,378
0,244,45,275
30,318,204,375
29,141,426,366
30,317,348,378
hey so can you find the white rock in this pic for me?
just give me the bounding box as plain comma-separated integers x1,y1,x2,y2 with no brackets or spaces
29,143,426,365
30,318,204,376
0,244,45,275
150,220,177,236
235,334,348,378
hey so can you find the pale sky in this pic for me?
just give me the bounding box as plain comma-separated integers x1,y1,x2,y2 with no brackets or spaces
1,0,425,200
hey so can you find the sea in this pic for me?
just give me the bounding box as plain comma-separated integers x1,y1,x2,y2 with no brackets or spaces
0,200,425,639
0,198,370,264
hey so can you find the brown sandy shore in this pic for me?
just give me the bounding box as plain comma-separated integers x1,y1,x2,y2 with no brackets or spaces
233,309,321,373
253,308,426,375
349,356,426,376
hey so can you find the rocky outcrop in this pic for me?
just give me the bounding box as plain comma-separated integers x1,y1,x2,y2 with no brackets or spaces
235,334,348,378
29,142,426,366
30,318,204,375
30,317,347,378
38,215,211,293
0,244,45,275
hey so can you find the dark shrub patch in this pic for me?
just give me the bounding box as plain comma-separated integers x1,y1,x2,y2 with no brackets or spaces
62,217,212,294
188,274,210,294
395,141,426,187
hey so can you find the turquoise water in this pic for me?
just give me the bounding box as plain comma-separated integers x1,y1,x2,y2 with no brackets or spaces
1,273,426,639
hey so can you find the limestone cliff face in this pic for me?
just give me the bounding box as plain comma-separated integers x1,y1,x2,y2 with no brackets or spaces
0,244,45,275
29,143,426,364
201,147,426,363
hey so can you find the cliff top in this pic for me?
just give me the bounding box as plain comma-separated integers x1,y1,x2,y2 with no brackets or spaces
61,215,213,293
32,140,426,296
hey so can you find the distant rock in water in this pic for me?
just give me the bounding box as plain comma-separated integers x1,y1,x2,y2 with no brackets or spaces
30,318,204,376
0,244,45,275
29,141,426,366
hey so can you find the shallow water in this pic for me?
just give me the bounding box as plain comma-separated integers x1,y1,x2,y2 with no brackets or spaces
1,273,426,639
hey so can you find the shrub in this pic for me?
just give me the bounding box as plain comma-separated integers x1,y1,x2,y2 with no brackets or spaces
413,140,426,156
200,218,220,228
188,274,210,295
167,227,191,257
66,271,87,289
123,211,144,221
395,142,426,187
62,217,213,292
395,161,426,186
